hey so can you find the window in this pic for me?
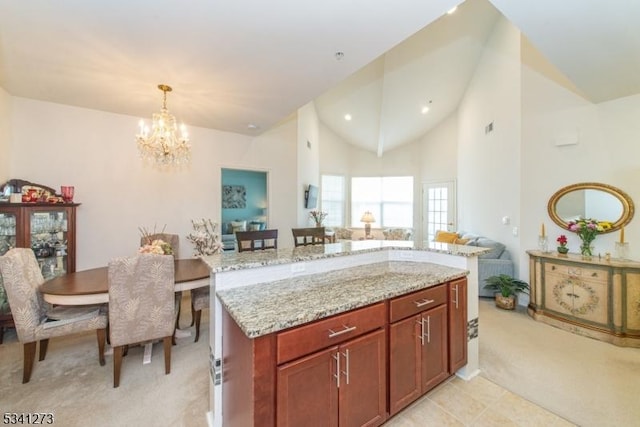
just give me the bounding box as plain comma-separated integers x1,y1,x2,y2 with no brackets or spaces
351,176,413,228
320,175,345,226
423,181,456,242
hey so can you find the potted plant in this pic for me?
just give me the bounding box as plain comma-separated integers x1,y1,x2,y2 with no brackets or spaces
556,234,569,255
483,274,529,310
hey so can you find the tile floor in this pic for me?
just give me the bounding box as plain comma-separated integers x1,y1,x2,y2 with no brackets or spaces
383,375,576,426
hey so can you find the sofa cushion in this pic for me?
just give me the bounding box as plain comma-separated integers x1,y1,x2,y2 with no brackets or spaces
230,220,247,233
474,237,505,259
331,227,354,240
453,237,470,245
434,230,459,243
383,228,412,240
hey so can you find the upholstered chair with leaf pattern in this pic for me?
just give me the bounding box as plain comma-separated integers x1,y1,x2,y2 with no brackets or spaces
0,248,107,383
107,254,177,387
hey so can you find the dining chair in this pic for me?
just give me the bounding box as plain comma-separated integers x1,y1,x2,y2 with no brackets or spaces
236,229,278,252
107,254,177,388
292,227,326,247
0,248,107,383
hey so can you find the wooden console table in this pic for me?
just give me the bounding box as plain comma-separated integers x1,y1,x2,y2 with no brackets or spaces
527,250,640,347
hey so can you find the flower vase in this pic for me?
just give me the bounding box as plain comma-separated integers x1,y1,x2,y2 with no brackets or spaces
580,242,594,259
315,222,322,228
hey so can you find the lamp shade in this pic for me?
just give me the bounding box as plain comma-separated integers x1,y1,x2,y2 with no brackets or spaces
360,211,375,224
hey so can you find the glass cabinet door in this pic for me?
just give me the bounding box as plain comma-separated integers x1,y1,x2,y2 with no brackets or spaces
29,210,69,280
0,211,17,256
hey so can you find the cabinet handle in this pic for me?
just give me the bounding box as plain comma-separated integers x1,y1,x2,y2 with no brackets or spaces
591,272,598,277
414,298,435,307
341,349,350,385
328,325,357,338
333,352,340,388
416,318,425,346
551,265,556,270
425,316,431,344
453,285,459,309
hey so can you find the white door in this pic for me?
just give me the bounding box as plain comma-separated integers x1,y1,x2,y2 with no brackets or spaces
422,181,456,243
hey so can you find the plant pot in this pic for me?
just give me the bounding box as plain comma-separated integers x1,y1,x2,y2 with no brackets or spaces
495,294,516,310
557,246,569,255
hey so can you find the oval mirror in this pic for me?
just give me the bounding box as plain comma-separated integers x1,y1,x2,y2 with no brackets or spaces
547,183,634,233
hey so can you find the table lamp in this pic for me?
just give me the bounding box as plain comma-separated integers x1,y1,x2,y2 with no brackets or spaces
360,211,375,239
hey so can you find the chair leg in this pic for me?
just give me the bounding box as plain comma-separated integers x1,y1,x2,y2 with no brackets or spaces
163,336,172,375
113,345,124,388
190,300,195,327
23,342,37,384
97,329,106,366
176,291,183,329
38,339,49,361
194,309,202,343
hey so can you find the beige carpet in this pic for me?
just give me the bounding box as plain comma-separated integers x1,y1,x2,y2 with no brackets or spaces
478,298,640,427
0,295,209,427
1,297,638,427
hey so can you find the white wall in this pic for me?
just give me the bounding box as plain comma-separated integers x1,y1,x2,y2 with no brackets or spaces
521,66,640,264
457,16,522,274
0,86,11,183
10,97,298,269
297,102,320,227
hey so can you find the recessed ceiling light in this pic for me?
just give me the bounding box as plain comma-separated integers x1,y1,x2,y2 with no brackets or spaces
344,114,352,121
247,123,259,130
447,6,457,14
421,106,430,114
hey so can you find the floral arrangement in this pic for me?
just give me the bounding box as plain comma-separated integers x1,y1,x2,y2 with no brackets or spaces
567,218,612,256
308,210,328,227
186,218,222,256
138,224,173,255
139,239,173,255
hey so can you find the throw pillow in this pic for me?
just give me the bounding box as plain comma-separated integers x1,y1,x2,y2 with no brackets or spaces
434,230,459,243
475,237,505,259
453,237,470,245
231,220,246,233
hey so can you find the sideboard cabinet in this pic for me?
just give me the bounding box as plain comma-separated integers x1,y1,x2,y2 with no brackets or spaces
527,250,640,347
0,203,80,342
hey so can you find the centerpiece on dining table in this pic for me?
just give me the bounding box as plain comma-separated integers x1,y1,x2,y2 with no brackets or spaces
138,225,174,255
567,217,611,258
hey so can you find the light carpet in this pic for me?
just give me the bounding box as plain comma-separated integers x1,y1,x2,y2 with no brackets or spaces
478,298,640,427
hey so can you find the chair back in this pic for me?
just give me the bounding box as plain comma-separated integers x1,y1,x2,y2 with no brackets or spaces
108,254,175,347
140,233,179,257
236,229,278,252
0,248,46,342
292,227,326,247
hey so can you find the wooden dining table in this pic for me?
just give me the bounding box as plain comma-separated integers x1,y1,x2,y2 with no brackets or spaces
40,258,210,305
40,258,210,364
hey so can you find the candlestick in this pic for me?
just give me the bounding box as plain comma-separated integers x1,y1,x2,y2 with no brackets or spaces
620,227,625,243
540,223,545,238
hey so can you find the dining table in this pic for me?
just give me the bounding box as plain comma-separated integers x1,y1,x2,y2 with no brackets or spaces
39,258,210,364
40,258,210,305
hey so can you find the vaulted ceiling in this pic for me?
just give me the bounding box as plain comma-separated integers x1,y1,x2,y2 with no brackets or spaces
1,0,638,155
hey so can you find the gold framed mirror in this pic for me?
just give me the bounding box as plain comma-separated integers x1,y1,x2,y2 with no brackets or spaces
547,182,634,233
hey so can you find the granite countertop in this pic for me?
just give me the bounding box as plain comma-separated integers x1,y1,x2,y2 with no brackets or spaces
216,260,468,338
201,239,488,273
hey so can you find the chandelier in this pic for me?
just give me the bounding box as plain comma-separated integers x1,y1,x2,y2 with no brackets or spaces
136,84,191,166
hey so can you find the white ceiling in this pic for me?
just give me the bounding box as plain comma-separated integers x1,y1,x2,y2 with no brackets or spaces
1,0,639,155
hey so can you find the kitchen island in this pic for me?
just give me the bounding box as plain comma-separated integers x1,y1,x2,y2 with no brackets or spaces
201,240,488,427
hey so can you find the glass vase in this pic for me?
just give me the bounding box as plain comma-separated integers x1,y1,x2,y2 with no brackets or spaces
580,242,594,259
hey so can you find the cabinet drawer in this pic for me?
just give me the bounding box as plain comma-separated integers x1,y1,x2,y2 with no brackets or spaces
389,284,447,323
545,263,609,283
277,302,386,365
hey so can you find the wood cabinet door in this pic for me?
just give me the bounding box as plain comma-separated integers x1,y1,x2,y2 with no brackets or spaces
277,346,339,427
388,314,421,415
448,278,467,374
420,304,449,393
338,329,386,427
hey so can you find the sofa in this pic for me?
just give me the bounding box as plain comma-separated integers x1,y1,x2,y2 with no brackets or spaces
328,227,413,241
434,231,514,298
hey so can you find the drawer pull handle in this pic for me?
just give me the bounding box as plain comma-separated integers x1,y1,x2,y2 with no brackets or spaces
415,298,435,307
551,265,556,270
591,272,597,277
328,325,357,338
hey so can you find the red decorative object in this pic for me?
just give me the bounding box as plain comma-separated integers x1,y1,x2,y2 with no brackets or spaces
61,186,74,203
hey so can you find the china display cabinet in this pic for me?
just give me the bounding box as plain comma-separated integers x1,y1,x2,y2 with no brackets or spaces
0,202,79,342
